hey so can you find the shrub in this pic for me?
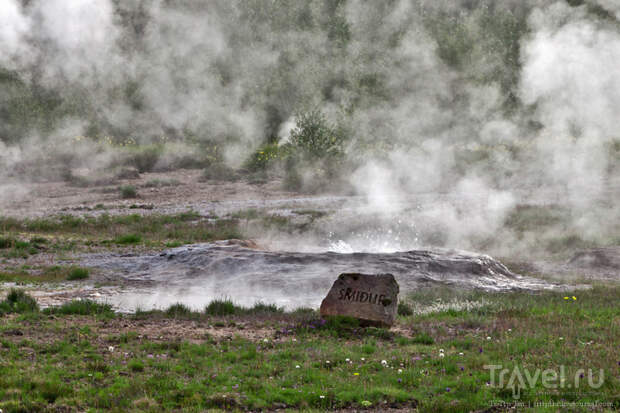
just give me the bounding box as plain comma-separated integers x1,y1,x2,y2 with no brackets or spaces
128,359,145,372
410,332,435,345
0,237,15,249
120,185,138,199
397,301,413,316
67,267,89,281
127,145,162,173
249,302,283,314
200,162,237,182
205,299,239,316
165,303,193,318
114,234,142,245
243,143,281,172
0,289,39,313
289,110,347,161
37,379,71,403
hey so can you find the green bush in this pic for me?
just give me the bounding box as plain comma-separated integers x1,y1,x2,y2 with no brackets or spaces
249,302,283,314
243,143,282,172
128,359,145,372
0,289,39,313
127,145,162,173
120,185,138,199
114,234,142,245
410,332,435,345
397,301,413,316
165,303,193,318
200,162,237,182
289,110,347,161
0,237,15,249
205,299,239,316
67,267,90,280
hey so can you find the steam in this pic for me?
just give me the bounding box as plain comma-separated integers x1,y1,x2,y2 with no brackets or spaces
522,3,620,203
0,0,618,256
0,0,30,68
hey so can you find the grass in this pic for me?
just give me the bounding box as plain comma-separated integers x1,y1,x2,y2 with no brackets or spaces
0,266,90,283
142,178,180,188
205,298,238,316
1,287,618,411
119,185,138,199
0,237,44,258
397,301,413,316
229,208,261,220
42,299,114,316
0,286,620,412
0,211,243,250
114,233,142,245
67,267,89,280
165,303,194,318
0,288,39,314
200,162,238,182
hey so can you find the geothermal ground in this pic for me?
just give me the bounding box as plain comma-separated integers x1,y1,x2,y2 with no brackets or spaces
2,169,618,311
1,170,619,412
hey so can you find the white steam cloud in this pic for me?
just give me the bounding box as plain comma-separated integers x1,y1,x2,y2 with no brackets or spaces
0,0,618,256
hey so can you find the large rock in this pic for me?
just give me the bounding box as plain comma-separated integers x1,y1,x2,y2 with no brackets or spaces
320,273,399,327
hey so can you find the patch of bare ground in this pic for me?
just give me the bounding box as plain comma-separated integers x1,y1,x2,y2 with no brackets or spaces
0,169,316,218
0,312,427,349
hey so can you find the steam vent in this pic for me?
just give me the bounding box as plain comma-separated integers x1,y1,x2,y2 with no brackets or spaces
320,273,399,327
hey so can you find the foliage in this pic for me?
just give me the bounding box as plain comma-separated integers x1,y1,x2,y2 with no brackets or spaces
288,110,347,161
200,162,238,182
114,234,142,245
0,289,39,314
205,299,238,316
124,145,163,173
120,185,138,199
0,287,619,410
0,212,242,248
43,299,113,316
243,143,282,172
397,301,413,316
165,303,194,318
67,267,90,281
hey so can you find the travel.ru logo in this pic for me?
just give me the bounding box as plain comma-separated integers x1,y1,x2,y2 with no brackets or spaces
484,364,604,399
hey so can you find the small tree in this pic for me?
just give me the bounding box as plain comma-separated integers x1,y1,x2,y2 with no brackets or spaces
289,110,347,161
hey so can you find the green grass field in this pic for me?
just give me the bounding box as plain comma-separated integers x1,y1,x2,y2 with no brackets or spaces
0,286,618,412
0,212,241,256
